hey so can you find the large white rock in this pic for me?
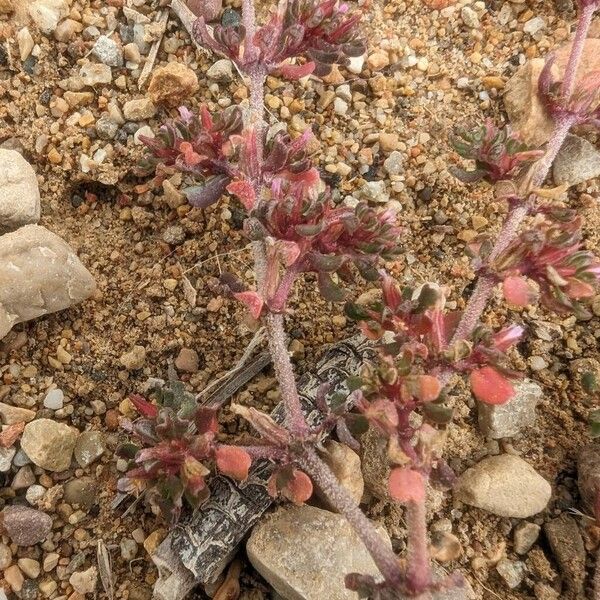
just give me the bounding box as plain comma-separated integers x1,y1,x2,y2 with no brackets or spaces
28,0,70,34
0,225,96,339
0,149,41,233
21,418,78,472
455,454,551,518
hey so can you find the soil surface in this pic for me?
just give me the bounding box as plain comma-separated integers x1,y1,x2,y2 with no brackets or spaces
1,0,600,599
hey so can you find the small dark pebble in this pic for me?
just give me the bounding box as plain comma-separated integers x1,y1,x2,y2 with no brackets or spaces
39,89,52,105
21,580,37,600
119,25,134,44
71,194,84,208
22,56,38,75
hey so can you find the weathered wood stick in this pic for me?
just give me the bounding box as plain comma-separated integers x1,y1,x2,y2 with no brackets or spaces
152,335,372,600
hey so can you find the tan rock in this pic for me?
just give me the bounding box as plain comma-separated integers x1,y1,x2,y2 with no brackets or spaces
21,419,79,472
0,0,14,14
317,440,364,508
148,62,199,107
0,225,96,340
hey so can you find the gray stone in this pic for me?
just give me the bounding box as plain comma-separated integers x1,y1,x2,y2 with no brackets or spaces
0,447,16,472
0,506,52,545
21,419,79,472
206,59,234,82
455,454,551,518
95,116,119,140
246,504,390,600
523,16,545,35
552,134,600,187
91,35,123,67
496,558,525,589
513,522,540,554
43,388,64,410
74,431,105,467
461,6,479,28
0,403,35,424
477,379,542,439
0,225,96,340
0,149,41,233
544,514,585,598
577,443,600,514
358,180,389,204
63,476,97,508
123,99,156,121
383,151,404,176
360,426,391,501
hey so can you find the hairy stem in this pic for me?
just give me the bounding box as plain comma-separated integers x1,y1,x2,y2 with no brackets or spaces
265,313,309,434
405,500,432,595
561,3,595,100
299,446,405,588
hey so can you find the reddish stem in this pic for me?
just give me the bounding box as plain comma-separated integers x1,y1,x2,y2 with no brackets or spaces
404,499,433,595
561,3,596,100
299,446,405,589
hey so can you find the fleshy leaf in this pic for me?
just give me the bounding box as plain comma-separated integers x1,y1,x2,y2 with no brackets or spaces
388,468,425,503
215,445,252,480
184,174,230,209
130,394,159,419
227,180,256,212
279,61,316,79
233,291,264,319
470,366,515,405
503,275,536,307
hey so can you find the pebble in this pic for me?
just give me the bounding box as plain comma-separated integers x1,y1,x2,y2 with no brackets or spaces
69,566,97,595
0,544,11,569
18,558,40,579
0,225,95,339
0,149,41,233
206,59,234,82
461,6,480,28
514,522,541,554
92,35,123,67
12,466,35,489
148,62,199,107
379,132,399,152
529,356,548,371
96,116,119,140
25,485,46,505
358,180,389,204
0,402,35,424
578,443,600,514
544,515,585,597
383,151,404,176
80,63,113,86
27,0,69,34
359,426,391,500
496,558,525,589
74,431,105,467
174,348,199,373
478,379,542,439
162,224,186,245
17,27,34,61
523,16,545,35
43,388,64,410
21,418,79,472
4,564,24,592
120,345,146,370
63,476,97,508
455,454,551,517
347,54,365,74
0,505,52,545
333,98,348,116
54,18,82,42
123,99,157,121
553,134,600,187
0,447,15,473
120,538,139,561
247,504,391,600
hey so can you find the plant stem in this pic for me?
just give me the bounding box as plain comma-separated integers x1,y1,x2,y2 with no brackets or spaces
404,500,432,595
265,313,309,434
561,3,595,100
299,446,405,589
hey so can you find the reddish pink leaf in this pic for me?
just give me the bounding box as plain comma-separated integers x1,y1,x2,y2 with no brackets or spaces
492,325,524,352
215,446,252,480
226,180,256,212
503,275,535,307
195,407,218,435
233,291,264,320
129,394,158,419
363,399,399,434
382,274,401,311
470,366,515,405
279,61,316,80
388,468,425,503
415,375,441,403
566,278,595,299
283,470,313,504
0,422,24,448
275,240,301,267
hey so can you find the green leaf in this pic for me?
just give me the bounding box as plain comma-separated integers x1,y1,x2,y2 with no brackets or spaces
582,372,599,394
317,272,347,302
346,376,364,392
423,402,454,425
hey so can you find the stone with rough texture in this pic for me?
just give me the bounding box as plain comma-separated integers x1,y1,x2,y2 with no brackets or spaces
577,443,600,515
455,454,551,518
478,379,542,439
20,419,78,472
0,225,95,340
148,63,199,107
0,506,52,545
246,504,390,600
28,0,69,34
360,426,391,501
123,99,157,121
0,402,35,424
552,134,600,187
0,149,41,233
69,566,97,595
74,431,105,467
505,40,600,147
513,522,541,555
544,514,585,598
